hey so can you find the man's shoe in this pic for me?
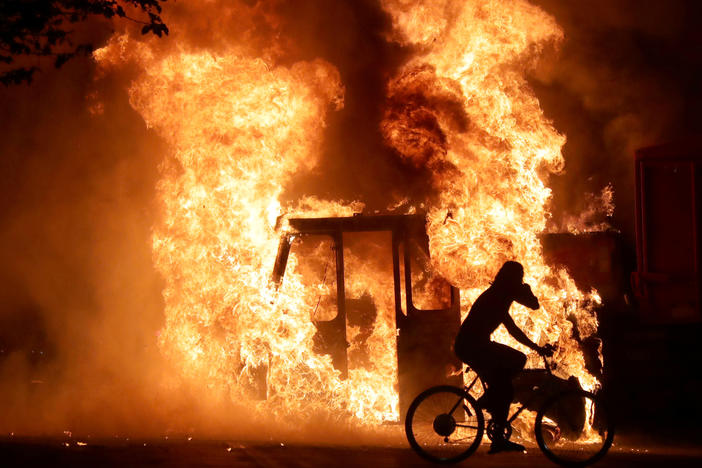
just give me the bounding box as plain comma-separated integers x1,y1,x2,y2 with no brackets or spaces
488,439,526,454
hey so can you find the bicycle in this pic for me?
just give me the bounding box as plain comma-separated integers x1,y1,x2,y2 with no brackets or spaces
404,356,615,466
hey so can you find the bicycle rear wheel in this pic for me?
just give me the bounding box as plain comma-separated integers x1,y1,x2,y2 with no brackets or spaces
535,389,614,467
405,385,484,464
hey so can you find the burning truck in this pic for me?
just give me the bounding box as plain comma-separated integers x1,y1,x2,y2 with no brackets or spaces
270,213,594,429
93,0,605,427
270,214,462,418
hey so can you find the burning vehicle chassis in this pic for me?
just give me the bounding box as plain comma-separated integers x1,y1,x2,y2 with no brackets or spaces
272,214,463,418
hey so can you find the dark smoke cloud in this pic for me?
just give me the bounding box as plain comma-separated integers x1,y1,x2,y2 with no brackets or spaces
530,0,702,247
271,0,417,209
0,0,700,437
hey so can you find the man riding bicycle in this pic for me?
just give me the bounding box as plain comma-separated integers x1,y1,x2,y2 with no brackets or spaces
454,261,554,454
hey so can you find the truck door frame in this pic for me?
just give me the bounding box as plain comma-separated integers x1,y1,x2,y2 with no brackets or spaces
271,215,462,418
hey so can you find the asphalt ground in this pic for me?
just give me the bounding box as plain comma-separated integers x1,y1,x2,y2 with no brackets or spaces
1,436,701,468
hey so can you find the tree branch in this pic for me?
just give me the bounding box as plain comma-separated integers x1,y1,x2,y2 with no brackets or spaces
0,0,169,85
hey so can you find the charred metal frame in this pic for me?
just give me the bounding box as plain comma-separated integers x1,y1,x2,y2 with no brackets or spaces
272,214,463,418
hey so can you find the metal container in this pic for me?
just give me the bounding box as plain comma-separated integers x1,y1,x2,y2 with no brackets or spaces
633,141,702,322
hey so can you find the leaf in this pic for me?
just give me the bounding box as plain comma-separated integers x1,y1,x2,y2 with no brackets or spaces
0,0,169,85
152,24,169,37
75,44,94,55
0,67,39,86
54,53,73,68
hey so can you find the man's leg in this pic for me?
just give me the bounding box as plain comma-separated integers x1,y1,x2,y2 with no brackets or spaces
485,344,527,453
486,343,526,424
488,374,512,426
465,344,526,433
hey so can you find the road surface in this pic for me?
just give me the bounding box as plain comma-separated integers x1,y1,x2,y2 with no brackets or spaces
2,437,701,468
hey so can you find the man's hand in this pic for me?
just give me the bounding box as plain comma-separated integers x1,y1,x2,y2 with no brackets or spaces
537,343,555,357
515,283,539,309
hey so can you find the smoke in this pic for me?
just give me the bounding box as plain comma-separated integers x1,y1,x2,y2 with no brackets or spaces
529,0,701,243
0,54,172,435
272,0,413,208
0,0,700,438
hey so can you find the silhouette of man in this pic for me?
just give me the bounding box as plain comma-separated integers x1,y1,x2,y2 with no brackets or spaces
454,261,554,454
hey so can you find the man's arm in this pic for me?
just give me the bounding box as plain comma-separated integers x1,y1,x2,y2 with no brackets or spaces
503,313,541,352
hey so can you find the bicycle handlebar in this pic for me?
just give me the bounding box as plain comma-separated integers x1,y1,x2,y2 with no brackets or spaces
541,353,561,376
542,354,552,375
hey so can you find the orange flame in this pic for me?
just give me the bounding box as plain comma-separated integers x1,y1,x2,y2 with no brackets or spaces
94,0,605,431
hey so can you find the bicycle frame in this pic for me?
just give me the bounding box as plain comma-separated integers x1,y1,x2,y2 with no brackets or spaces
463,356,561,426
404,355,614,466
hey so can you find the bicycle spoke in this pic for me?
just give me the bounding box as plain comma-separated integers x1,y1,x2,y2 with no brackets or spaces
405,386,484,463
535,390,614,466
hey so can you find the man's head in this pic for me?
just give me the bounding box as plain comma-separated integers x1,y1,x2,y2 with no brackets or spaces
493,261,540,309
493,261,524,287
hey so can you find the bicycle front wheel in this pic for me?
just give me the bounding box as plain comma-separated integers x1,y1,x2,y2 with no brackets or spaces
405,385,484,464
535,389,614,467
